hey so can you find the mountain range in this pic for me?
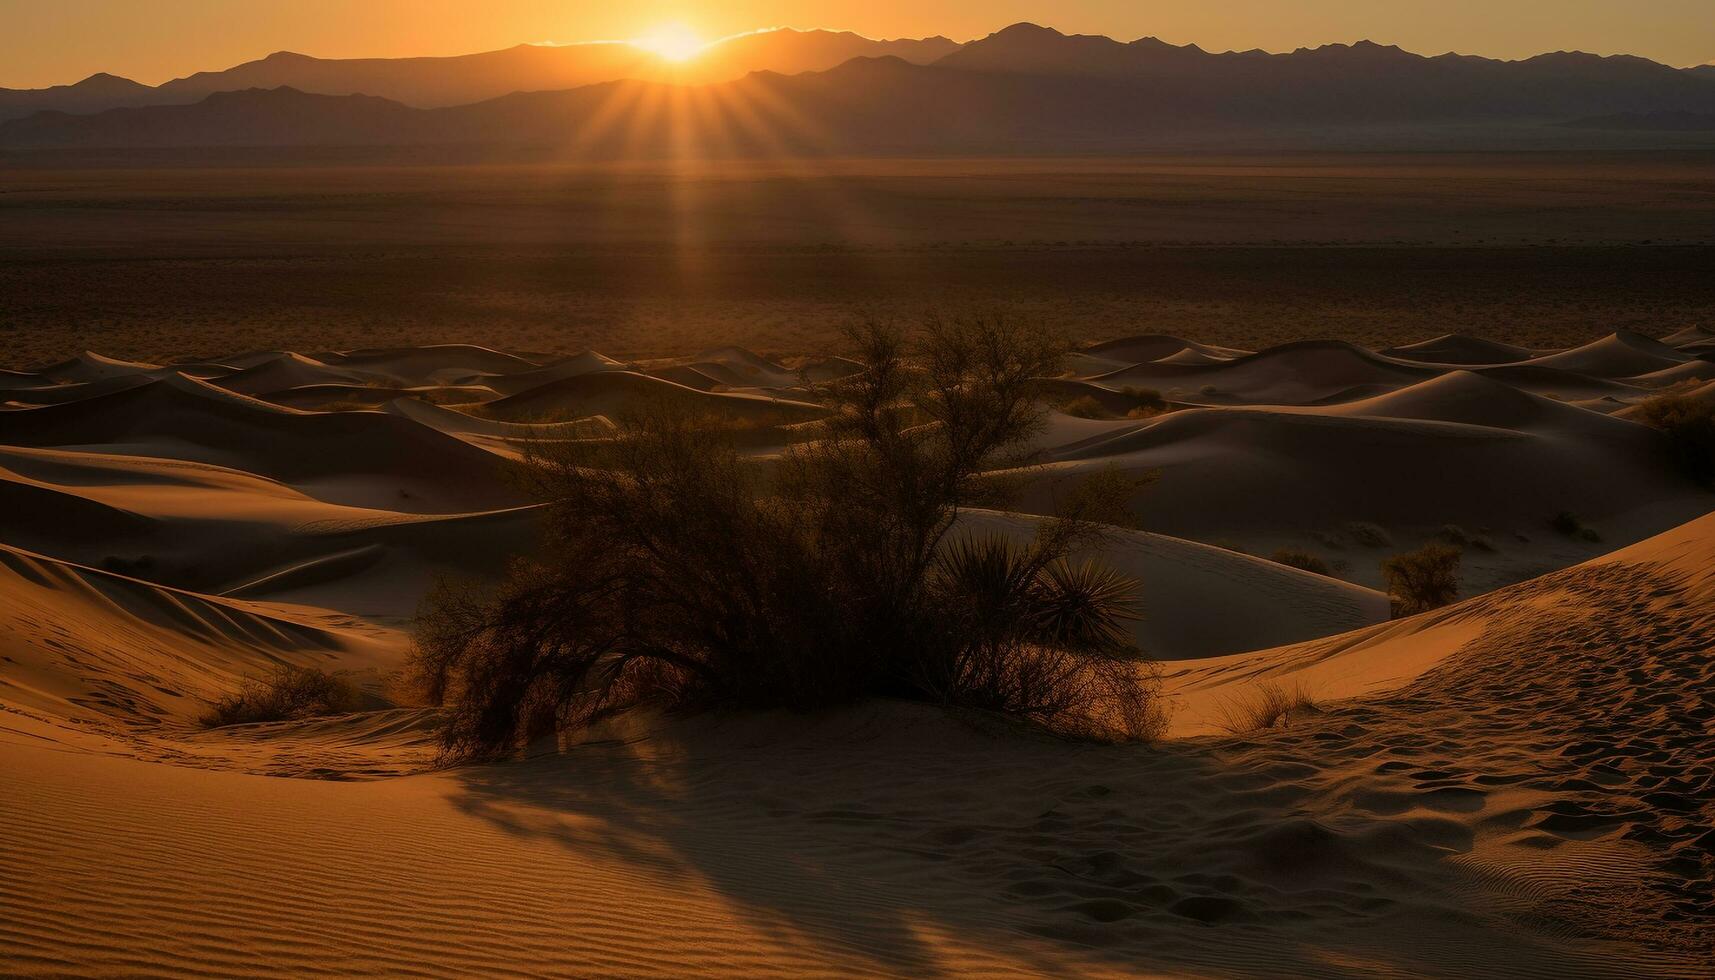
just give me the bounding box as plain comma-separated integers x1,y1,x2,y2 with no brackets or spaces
4,23,1714,153
0,29,958,121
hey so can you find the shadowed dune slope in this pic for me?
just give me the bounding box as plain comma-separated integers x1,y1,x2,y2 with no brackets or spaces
1089,341,1434,405
0,542,396,731
0,374,526,512
1381,333,1549,365
480,370,826,424
3,510,1713,976
961,510,1389,658
1016,370,1710,591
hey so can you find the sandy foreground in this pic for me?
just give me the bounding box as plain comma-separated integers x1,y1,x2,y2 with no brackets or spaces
2,332,1712,976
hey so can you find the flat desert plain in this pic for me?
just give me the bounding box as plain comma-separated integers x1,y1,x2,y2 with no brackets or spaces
4,153,1715,364
2,312,1713,974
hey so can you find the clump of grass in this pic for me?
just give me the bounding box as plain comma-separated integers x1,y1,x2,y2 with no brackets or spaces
1214,680,1320,734
414,315,1170,761
1382,543,1462,617
1344,522,1393,548
203,665,360,727
1550,511,1602,543
1270,548,1335,577
1629,393,1715,487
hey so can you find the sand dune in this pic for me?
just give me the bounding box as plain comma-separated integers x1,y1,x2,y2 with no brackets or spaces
962,510,1388,658
1090,340,1434,405
0,373,526,512
33,351,165,383
1019,372,1707,592
1381,333,1548,365
327,344,543,386
1628,357,1715,387
481,370,826,424
1085,334,1250,364
209,351,373,395
1515,329,1692,378
0,542,395,730
4,511,1711,976
2,334,1711,977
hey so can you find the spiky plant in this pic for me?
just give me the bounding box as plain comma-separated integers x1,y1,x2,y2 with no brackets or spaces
1032,560,1139,651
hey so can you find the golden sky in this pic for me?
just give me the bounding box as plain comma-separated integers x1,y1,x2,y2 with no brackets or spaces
4,0,1713,88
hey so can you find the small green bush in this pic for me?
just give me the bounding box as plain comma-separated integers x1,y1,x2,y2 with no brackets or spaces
1382,543,1462,617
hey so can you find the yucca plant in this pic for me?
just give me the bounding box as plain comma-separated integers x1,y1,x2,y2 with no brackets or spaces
918,534,1150,735
1033,560,1139,651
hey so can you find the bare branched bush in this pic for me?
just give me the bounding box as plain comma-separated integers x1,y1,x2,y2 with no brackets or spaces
203,664,360,727
414,314,1168,760
1382,543,1462,617
1213,680,1320,735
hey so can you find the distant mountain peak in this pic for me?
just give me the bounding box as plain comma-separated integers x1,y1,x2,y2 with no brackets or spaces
71,73,149,92
991,22,1062,37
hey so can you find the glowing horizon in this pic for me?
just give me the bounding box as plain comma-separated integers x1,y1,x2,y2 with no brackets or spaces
4,1,1714,89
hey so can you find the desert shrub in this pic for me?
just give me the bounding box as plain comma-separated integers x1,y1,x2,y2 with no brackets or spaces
1630,393,1715,487
1382,543,1462,617
414,315,1168,760
1344,522,1393,548
1550,511,1602,542
1270,548,1334,576
203,664,360,727
1121,387,1168,419
1058,394,1113,419
1214,680,1319,734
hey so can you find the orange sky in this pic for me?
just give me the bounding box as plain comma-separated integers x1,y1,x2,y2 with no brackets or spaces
3,0,1713,88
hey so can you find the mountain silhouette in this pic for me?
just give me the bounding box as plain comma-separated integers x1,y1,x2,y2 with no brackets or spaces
0,73,159,120
0,29,959,122
5,24,1715,152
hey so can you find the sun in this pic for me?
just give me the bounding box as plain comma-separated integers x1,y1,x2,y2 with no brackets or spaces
632,22,707,63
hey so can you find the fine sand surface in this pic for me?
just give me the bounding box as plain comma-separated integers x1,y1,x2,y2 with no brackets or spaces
2,331,1712,976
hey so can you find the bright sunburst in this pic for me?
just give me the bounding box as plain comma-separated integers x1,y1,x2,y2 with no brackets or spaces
632,22,706,62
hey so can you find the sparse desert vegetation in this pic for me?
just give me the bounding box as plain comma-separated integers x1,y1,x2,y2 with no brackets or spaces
413,316,1166,758
202,664,361,728
6,71,1715,976
1630,392,1715,487
1213,679,1321,734
1382,543,1463,617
